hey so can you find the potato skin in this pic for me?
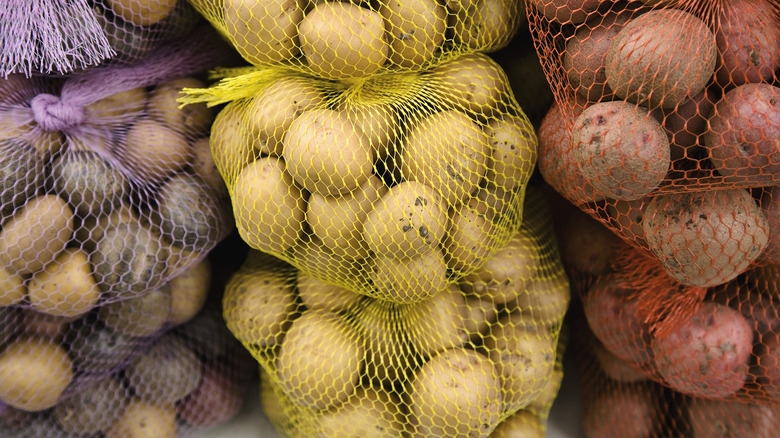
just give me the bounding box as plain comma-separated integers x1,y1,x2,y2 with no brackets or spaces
705,83,780,184
642,189,768,287
371,247,449,303
314,386,404,438
224,0,305,65
652,302,753,398
715,0,780,86
528,0,601,24
104,399,177,438
0,338,74,411
572,100,670,201
0,141,44,217
582,383,659,438
605,9,716,109
381,0,446,67
52,151,129,217
429,53,507,119
688,396,780,438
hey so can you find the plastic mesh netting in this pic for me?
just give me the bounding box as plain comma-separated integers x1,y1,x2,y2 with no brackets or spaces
224,185,568,437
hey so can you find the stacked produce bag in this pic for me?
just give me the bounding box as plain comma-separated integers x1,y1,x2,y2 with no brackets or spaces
535,0,780,421
0,23,256,437
175,0,571,435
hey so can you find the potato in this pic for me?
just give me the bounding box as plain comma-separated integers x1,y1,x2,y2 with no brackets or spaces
308,175,387,260
298,271,363,312
572,100,670,201
0,139,44,220
27,249,100,318
380,0,446,67
653,88,715,161
84,87,147,121
74,202,139,251
259,367,292,428
592,337,648,383
65,321,141,373
0,306,19,347
401,110,489,206
120,117,191,184
106,0,177,26
688,396,780,438
0,337,73,411
0,266,26,306
484,115,536,191
606,198,649,244
583,273,652,366
405,284,469,356
299,2,389,79
371,247,449,303
652,302,753,398
714,0,780,86
705,83,780,184
90,221,170,295
178,363,244,428
450,0,521,51
20,310,73,342
406,347,501,438
759,333,780,402
525,364,562,413
99,285,171,337
336,101,399,161
642,189,768,287
528,0,601,24
51,151,130,217
516,274,570,329
558,209,620,276
166,257,211,326
210,101,256,186
428,53,507,118
223,265,297,348
126,334,203,404
104,399,176,438
148,77,214,136
443,196,495,272
291,237,371,291
190,137,229,198
355,300,417,383
363,181,446,259
537,99,605,204
563,9,634,101
246,77,326,156
582,383,659,438
0,195,73,276
53,376,128,435
605,9,716,109
232,157,306,254
277,310,364,410
315,386,404,437
490,410,545,438
283,108,372,196
462,294,497,338
485,312,556,413
224,0,305,65
460,227,539,304
0,117,64,159
474,184,515,223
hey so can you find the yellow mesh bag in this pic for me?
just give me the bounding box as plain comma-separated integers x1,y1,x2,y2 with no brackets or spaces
224,185,569,437
186,0,524,79
182,51,537,304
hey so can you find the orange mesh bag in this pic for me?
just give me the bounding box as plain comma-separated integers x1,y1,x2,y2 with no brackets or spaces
225,185,569,437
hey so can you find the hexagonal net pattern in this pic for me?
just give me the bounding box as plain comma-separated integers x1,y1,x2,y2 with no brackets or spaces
222,185,568,437
0,0,203,77
186,0,525,79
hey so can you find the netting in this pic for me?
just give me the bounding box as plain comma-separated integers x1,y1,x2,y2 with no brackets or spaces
185,0,525,79
0,0,204,77
225,185,568,437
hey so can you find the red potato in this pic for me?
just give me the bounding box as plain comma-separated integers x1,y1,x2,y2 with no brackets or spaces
583,273,652,366
557,209,621,276
715,0,780,87
688,397,780,438
710,278,780,336
592,337,648,383
758,333,780,402
705,83,780,185
582,383,660,438
760,186,780,263
652,88,717,161
652,302,753,398
178,363,244,428
537,100,605,205
572,100,671,201
528,0,601,24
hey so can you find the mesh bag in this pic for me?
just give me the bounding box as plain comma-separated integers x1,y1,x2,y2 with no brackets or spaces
185,0,525,80
181,50,537,304
0,0,204,77
0,232,257,437
224,185,568,437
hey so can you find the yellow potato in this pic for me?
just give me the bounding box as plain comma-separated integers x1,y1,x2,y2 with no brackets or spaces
277,310,364,410
526,365,563,413
429,53,508,119
232,157,306,254
223,265,297,348
485,115,537,191
485,313,557,413
401,110,489,206
475,184,515,223
259,367,289,427
84,87,147,121
99,285,172,337
307,175,387,261
405,284,469,356
0,195,74,276
516,273,570,329
105,399,177,438
380,0,446,67
74,202,139,251
450,0,522,51
372,247,449,303
299,2,389,79
463,294,497,338
246,76,327,156
491,410,545,438
443,196,495,273
190,137,229,198
336,101,399,161
290,237,371,292
283,108,372,196
0,266,25,306
210,101,256,188
224,0,305,65
315,386,404,437
298,271,364,312
0,337,73,411
148,77,214,136
120,117,191,184
354,299,416,384
167,257,211,326
27,248,100,318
